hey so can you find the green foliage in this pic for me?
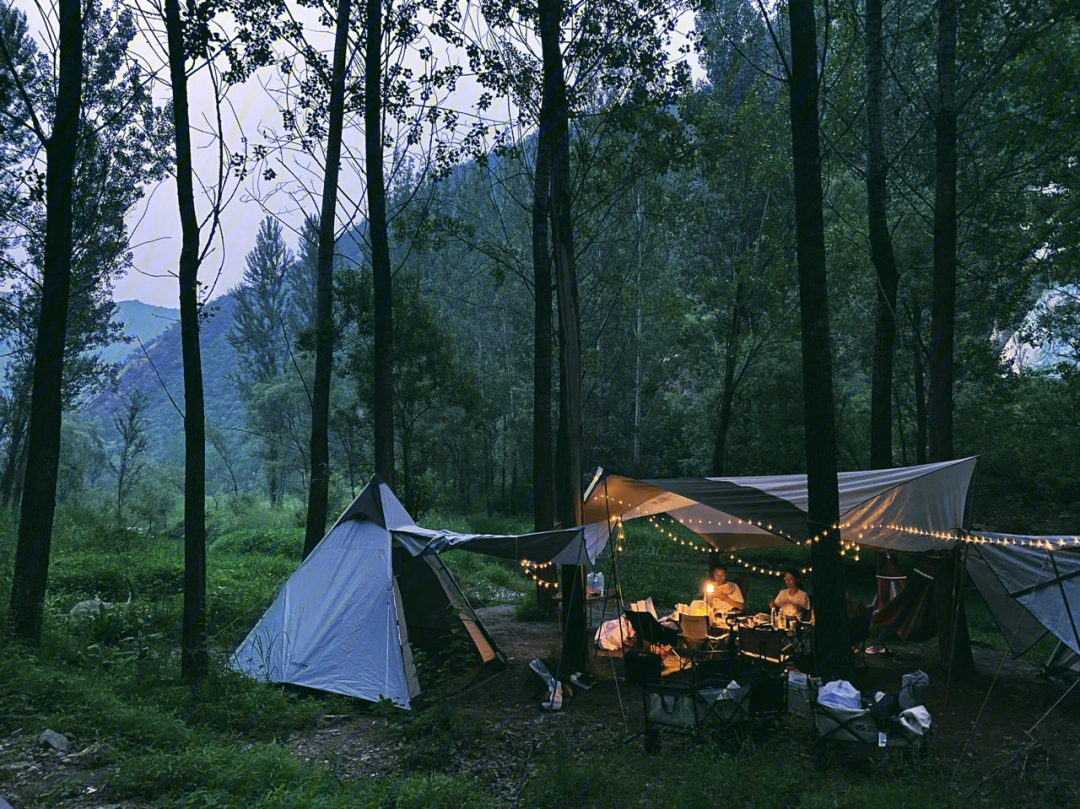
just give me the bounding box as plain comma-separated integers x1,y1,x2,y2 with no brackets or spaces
211,527,299,558
49,545,182,604
441,549,530,606
514,591,551,621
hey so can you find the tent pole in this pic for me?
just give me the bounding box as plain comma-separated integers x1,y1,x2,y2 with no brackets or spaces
604,479,628,652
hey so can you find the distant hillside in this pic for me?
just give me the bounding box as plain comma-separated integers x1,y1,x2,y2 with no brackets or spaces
86,294,245,469
100,300,181,366
0,299,179,384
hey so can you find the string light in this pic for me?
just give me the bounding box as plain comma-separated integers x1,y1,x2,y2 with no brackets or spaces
520,559,558,588
646,514,711,554
724,552,812,577
645,514,815,576
598,494,1079,558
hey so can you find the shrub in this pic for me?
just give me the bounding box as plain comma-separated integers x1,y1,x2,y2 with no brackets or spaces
211,527,301,558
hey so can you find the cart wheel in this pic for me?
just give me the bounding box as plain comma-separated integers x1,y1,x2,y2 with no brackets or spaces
812,740,829,772
644,728,661,755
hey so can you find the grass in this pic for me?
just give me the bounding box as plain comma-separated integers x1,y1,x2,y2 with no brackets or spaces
0,499,1075,808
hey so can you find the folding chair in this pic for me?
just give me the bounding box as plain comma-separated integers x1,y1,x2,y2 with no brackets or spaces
733,573,751,605
624,609,682,662
738,625,788,672
677,613,708,664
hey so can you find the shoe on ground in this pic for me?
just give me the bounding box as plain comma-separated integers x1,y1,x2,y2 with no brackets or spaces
570,672,595,690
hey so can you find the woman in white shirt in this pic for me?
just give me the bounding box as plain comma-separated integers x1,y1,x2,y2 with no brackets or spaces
769,571,810,619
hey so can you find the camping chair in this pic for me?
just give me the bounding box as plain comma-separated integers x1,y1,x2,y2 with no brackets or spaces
624,609,682,660
738,624,788,672
733,573,750,606
809,682,929,772
676,612,710,671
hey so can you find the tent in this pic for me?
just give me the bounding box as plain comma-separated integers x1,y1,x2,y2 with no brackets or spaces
584,457,979,552
964,534,1080,657
230,477,604,708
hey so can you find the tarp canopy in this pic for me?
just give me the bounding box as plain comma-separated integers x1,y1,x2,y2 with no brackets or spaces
334,475,604,564
965,534,1080,657
393,523,607,565
584,458,978,552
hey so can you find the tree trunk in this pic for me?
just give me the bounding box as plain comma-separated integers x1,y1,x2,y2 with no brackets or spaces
303,0,352,559
914,347,927,465
907,305,928,464
7,0,82,644
929,0,956,465
866,0,899,471
164,0,207,685
0,407,27,512
787,0,850,676
929,0,974,679
531,38,557,607
368,0,394,488
711,282,743,476
538,0,586,673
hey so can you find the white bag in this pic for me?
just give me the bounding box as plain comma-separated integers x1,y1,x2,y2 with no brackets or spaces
898,706,932,736
594,616,633,650
530,658,566,711
817,679,863,711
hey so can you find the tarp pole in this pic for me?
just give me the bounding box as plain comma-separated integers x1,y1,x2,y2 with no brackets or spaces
603,478,629,652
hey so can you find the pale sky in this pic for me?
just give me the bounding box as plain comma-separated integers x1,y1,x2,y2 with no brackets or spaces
16,0,701,309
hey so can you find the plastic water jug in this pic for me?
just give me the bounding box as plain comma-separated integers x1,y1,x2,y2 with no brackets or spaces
597,572,604,593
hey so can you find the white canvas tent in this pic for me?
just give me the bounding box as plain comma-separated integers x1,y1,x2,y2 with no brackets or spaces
584,457,979,552
230,477,604,708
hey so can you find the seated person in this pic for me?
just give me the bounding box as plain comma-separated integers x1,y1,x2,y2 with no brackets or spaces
769,570,811,620
707,564,744,615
